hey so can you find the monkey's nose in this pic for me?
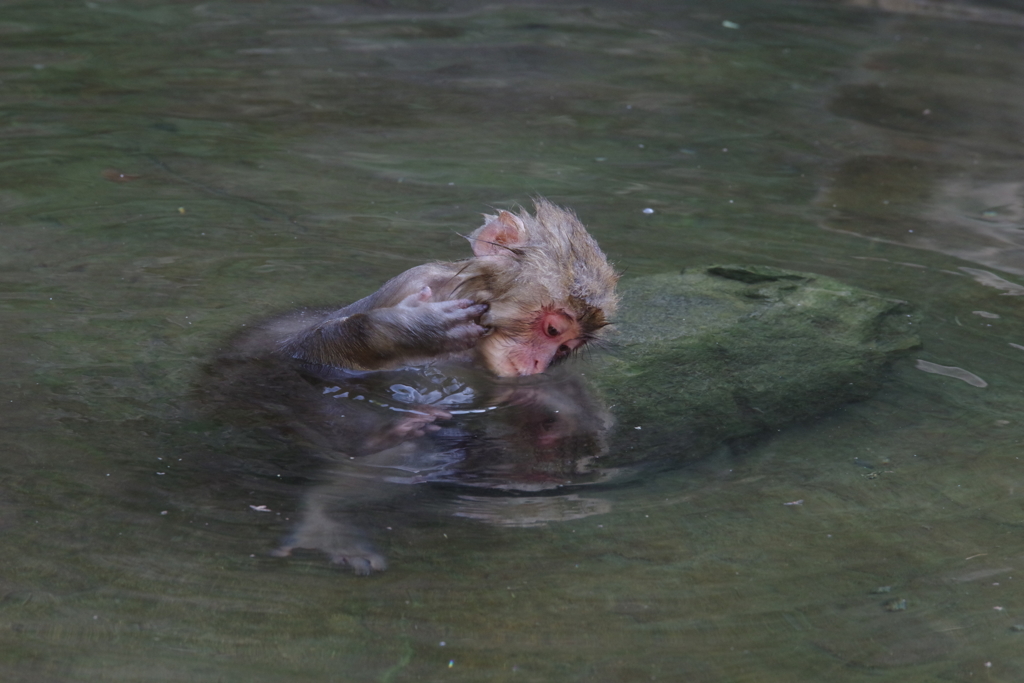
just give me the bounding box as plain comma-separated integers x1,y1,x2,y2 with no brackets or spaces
520,357,548,376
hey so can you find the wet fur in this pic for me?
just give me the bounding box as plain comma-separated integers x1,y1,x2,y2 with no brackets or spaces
276,198,618,375
468,198,618,340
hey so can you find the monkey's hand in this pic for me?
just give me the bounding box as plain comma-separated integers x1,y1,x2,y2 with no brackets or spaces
284,286,488,370
381,286,489,357
272,501,388,575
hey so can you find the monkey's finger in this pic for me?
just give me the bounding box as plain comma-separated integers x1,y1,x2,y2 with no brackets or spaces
451,298,486,309
448,322,489,344
332,551,388,574
435,298,482,311
335,555,374,575
465,303,489,319
437,299,487,316
397,287,434,308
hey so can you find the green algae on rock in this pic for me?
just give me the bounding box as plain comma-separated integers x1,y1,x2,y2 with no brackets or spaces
591,265,921,466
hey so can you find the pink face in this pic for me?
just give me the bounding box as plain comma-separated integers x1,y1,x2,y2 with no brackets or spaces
478,308,586,377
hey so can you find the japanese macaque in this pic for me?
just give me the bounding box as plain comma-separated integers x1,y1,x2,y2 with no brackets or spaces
273,197,618,377
200,199,618,574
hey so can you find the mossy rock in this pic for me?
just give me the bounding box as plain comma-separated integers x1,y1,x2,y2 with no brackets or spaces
590,265,920,466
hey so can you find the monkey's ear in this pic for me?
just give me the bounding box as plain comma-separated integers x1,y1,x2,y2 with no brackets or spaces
471,210,528,257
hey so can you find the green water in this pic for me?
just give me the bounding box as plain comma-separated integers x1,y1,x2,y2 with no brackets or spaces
3,0,1024,680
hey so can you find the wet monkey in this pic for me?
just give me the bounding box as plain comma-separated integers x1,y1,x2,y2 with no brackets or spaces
203,199,618,573
273,198,619,376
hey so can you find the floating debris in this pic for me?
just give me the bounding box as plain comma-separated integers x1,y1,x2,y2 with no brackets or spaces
883,598,908,612
915,359,987,388
101,168,140,182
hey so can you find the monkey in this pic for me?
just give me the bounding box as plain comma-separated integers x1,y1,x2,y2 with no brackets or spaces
214,197,617,463
273,197,619,377
198,198,619,573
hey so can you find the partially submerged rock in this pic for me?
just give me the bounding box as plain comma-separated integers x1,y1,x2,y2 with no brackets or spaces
591,265,920,466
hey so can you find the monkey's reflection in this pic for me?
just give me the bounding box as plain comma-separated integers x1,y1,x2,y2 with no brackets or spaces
203,356,612,574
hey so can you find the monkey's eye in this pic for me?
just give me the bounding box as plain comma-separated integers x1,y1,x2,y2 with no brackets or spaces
539,310,578,342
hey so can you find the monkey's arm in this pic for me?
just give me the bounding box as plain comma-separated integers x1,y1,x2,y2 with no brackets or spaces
281,287,488,371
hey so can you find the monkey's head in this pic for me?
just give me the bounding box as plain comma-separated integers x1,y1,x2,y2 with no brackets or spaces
463,198,618,377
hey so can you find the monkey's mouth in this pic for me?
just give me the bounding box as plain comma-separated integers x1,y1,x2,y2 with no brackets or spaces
502,342,561,377
474,333,534,377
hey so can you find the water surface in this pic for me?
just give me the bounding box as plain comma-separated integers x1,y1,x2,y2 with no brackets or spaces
3,1,1024,681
